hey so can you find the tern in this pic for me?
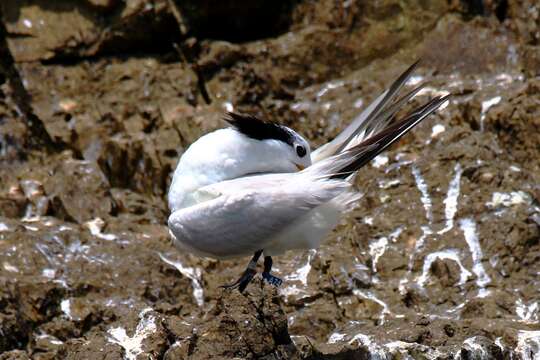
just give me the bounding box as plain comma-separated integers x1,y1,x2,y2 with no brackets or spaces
167,61,449,292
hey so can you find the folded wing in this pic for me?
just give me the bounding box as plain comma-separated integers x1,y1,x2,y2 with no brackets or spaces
168,174,350,259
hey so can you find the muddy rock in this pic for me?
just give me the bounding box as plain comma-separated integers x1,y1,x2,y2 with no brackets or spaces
1,0,540,359
164,282,300,359
0,0,177,62
44,157,114,224
0,83,29,163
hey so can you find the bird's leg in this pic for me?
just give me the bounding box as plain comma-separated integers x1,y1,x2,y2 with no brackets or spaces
222,250,262,292
262,256,283,287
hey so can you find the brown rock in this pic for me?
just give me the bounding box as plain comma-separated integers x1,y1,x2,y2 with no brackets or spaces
43,158,114,224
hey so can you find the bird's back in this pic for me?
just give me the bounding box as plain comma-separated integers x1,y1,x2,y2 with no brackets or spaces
168,128,248,212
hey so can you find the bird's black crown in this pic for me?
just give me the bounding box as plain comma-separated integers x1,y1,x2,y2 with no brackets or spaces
225,112,296,146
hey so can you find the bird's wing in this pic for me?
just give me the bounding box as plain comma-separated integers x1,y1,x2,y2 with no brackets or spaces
304,94,451,180
311,60,422,163
168,174,350,259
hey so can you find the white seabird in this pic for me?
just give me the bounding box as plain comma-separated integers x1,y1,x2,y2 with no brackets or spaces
167,61,450,291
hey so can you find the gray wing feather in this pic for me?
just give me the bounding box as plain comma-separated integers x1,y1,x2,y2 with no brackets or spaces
168,175,349,258
312,60,421,162
303,94,450,180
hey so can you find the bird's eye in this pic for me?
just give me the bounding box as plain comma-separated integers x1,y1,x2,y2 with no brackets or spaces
295,145,306,157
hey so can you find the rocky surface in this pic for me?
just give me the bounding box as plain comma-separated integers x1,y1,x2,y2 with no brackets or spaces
0,0,539,359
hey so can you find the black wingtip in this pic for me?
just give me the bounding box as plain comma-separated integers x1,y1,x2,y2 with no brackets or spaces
409,58,421,72
397,59,422,84
331,93,450,179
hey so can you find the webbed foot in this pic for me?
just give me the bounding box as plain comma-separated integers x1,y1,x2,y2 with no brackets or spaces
221,268,257,292
262,272,283,287
221,250,263,293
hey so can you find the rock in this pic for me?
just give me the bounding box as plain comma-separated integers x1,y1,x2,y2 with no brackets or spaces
0,350,31,360
0,0,177,62
460,336,505,360
164,281,301,359
1,0,540,359
87,0,120,9
430,257,462,287
43,157,114,224
421,15,519,75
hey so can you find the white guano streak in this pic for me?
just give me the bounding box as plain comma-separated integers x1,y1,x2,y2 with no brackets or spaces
371,154,389,169
480,96,501,131
281,250,316,296
369,226,403,272
60,299,72,320
439,163,463,234
369,237,388,273
431,124,446,138
462,337,489,358
412,166,432,222
158,253,204,307
515,330,540,360
459,218,491,297
108,308,157,360
516,298,539,323
285,249,316,285
353,289,391,323
0,222,9,232
84,218,117,241
486,191,532,208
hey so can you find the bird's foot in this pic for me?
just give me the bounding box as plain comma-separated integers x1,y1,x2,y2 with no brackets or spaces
262,272,283,287
221,268,257,293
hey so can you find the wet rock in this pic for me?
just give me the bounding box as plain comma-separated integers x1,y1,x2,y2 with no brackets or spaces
172,0,295,43
0,184,27,218
0,277,65,353
0,351,30,360
522,44,540,77
201,0,451,111
96,135,168,196
421,15,519,74
430,257,462,287
197,41,244,75
460,291,515,320
459,336,504,360
110,188,167,225
0,313,29,354
60,336,124,360
0,85,30,162
164,281,300,359
306,342,372,360
506,1,540,45
483,78,540,168
43,158,114,224
33,333,64,355
1,0,540,359
1,0,178,61
87,0,120,9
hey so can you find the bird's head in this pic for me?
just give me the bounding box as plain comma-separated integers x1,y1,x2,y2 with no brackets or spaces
225,112,312,172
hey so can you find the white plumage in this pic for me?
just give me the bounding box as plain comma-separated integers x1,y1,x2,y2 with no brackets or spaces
167,61,449,289
169,172,359,258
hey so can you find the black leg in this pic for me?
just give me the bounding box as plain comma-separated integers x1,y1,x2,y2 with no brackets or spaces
262,256,283,287
222,250,262,292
